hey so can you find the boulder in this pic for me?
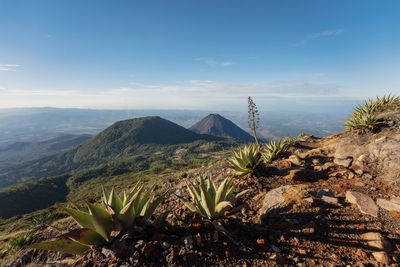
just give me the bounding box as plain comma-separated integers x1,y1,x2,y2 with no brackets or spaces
333,156,353,167
345,191,379,217
259,185,292,215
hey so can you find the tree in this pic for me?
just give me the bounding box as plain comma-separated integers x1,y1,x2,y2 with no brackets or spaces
248,96,260,146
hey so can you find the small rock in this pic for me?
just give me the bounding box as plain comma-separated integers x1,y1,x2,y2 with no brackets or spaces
334,157,353,168
131,251,140,260
302,227,315,234
321,162,335,171
372,251,390,265
314,165,322,172
376,198,400,212
320,195,339,205
135,240,145,249
304,197,314,203
256,238,268,250
298,249,307,255
345,191,379,217
288,155,303,165
259,185,293,219
183,234,194,249
363,173,373,180
271,244,280,253
161,241,170,250
101,248,114,258
318,189,333,198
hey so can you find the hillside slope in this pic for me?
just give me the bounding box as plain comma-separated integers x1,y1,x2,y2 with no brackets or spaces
189,113,254,142
0,116,223,189
3,121,400,266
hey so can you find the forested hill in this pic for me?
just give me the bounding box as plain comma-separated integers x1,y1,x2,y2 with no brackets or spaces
0,116,226,189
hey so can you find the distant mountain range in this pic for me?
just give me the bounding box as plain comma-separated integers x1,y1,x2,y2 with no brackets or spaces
0,134,91,169
0,107,347,147
189,113,254,142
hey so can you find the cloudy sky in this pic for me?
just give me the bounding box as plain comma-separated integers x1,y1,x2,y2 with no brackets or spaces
0,0,399,110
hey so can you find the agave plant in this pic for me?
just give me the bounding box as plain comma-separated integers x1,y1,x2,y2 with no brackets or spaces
344,112,379,131
29,182,166,255
227,144,261,175
183,175,249,220
345,94,400,132
262,138,292,164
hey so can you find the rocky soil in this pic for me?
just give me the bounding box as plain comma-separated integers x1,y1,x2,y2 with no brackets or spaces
4,122,400,266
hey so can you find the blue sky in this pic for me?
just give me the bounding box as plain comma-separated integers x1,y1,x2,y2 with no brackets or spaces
0,0,399,110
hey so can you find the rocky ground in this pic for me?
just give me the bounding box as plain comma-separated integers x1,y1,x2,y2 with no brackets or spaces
5,117,400,266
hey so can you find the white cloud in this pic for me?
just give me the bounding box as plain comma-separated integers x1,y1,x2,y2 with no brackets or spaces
108,80,340,97
293,73,326,78
0,64,20,71
194,57,234,67
0,80,342,109
311,73,326,77
295,29,344,46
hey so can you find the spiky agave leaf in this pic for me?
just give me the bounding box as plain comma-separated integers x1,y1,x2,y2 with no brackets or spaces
183,175,249,220
61,206,94,229
29,238,91,255
345,94,400,132
86,202,113,242
28,228,105,255
262,138,292,164
227,144,261,175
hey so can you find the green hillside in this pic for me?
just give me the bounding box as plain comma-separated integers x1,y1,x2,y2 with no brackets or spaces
0,116,240,218
0,116,223,189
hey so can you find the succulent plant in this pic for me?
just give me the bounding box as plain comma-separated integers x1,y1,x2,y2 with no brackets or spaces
345,94,399,132
29,182,166,255
262,138,292,164
227,144,261,175
183,175,249,220
344,112,379,131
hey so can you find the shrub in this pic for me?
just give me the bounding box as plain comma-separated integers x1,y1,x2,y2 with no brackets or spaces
344,94,399,132
262,138,292,164
183,175,249,220
10,233,34,249
227,144,261,175
30,213,55,227
29,182,166,255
